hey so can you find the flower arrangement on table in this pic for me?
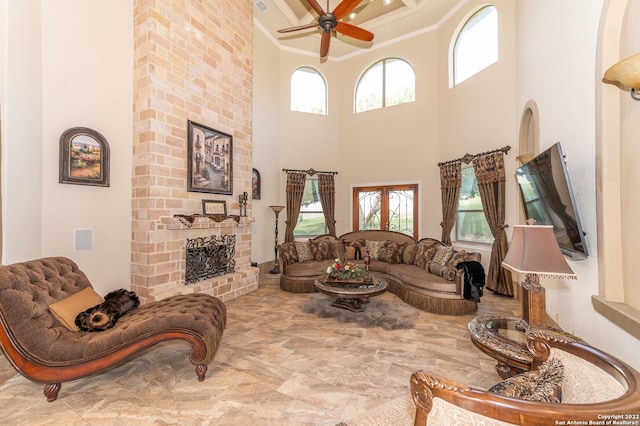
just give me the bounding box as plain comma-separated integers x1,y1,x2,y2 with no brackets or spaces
324,257,368,283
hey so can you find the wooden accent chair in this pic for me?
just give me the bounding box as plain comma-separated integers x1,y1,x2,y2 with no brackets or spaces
411,329,640,425
0,257,227,402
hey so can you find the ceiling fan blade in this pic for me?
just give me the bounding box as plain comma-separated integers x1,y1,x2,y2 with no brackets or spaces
333,0,363,20
335,22,374,42
305,0,326,16
278,22,318,33
320,30,331,58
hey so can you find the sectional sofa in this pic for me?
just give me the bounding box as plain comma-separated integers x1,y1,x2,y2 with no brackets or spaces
278,230,482,315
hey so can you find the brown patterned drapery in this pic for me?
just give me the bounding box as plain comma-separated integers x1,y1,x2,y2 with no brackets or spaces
472,152,513,296
284,172,306,242
317,173,336,236
439,161,462,245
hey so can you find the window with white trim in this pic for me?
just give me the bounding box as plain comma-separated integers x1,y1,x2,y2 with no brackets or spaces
355,58,415,113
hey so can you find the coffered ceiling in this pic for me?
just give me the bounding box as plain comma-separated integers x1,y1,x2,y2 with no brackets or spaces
253,0,461,59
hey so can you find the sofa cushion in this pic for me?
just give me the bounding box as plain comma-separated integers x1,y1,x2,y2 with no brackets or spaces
49,287,105,332
365,240,385,260
280,242,298,265
309,239,332,261
295,241,313,262
378,241,407,264
403,243,417,264
284,260,334,277
488,358,564,403
393,264,459,293
413,241,439,270
431,246,454,265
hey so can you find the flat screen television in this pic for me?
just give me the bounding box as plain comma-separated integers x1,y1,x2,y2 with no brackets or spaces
515,142,589,260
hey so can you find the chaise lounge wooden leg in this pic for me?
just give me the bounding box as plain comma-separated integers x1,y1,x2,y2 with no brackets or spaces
43,383,61,402
195,363,207,381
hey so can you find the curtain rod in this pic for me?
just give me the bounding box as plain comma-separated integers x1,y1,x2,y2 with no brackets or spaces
437,145,511,167
282,168,338,175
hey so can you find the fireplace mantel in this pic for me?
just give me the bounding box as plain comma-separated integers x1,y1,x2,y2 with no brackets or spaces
160,215,254,231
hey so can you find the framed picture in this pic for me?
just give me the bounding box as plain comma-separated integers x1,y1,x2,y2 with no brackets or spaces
202,200,227,216
187,120,233,194
59,127,110,187
252,168,261,200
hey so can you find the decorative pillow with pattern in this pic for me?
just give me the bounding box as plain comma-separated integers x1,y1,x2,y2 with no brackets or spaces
488,358,564,403
378,241,408,264
279,242,298,265
308,239,332,261
413,241,439,270
365,240,385,260
330,242,346,260
295,241,313,262
440,250,471,281
403,243,418,264
431,245,454,265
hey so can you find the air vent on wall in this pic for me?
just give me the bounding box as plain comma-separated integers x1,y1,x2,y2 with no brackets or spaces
255,1,268,12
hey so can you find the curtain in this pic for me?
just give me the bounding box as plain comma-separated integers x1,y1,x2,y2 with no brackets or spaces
317,173,336,236
439,161,462,245
284,172,306,243
472,152,513,296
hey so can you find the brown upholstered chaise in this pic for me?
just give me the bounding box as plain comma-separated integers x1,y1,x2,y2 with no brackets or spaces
0,257,226,402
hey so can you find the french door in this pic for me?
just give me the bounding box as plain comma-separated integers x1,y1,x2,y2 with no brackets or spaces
352,184,418,239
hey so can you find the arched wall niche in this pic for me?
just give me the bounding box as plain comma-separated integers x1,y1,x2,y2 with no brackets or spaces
593,0,640,339
517,100,540,165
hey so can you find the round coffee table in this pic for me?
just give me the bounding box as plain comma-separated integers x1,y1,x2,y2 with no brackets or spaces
313,278,387,312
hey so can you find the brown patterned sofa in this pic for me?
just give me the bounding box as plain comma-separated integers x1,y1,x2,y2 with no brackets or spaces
0,257,226,402
278,230,482,315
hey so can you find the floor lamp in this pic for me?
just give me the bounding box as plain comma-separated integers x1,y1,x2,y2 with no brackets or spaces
501,225,576,330
269,205,285,274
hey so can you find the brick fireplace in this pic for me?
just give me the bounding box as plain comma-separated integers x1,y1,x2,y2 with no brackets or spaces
131,0,258,303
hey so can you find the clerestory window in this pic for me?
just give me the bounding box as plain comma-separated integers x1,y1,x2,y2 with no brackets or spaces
355,58,415,113
290,67,327,115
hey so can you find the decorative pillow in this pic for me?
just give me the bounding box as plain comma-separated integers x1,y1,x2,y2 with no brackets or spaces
428,262,446,277
345,246,356,260
295,241,313,262
330,242,346,260
49,287,105,332
413,241,438,270
279,242,298,265
75,289,140,332
403,243,418,264
365,240,385,260
447,250,470,267
488,358,564,403
308,239,332,261
343,238,366,260
431,245,454,265
378,241,407,264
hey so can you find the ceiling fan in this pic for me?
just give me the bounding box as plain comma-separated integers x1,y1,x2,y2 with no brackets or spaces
278,0,375,58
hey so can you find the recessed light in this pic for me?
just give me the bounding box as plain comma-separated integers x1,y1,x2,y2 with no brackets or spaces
349,12,357,20
383,0,393,5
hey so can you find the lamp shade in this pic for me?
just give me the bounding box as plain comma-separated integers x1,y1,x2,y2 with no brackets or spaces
502,225,576,279
269,205,285,213
604,52,640,89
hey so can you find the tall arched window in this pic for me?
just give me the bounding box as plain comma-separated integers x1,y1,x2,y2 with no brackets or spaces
355,58,415,113
290,67,327,115
451,5,498,87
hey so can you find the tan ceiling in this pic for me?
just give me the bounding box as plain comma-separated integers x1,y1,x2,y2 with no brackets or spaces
253,0,459,59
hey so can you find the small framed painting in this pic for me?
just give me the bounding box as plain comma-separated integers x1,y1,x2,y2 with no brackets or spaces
187,120,233,195
202,200,227,216
59,127,110,187
252,168,261,200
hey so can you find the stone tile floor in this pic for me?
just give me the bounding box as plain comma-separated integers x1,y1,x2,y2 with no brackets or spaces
0,274,520,425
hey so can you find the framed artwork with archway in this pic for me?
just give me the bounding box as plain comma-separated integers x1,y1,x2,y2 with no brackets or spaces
187,120,233,195
59,127,110,187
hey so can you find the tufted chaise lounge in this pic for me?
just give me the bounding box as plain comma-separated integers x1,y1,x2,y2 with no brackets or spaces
0,257,227,402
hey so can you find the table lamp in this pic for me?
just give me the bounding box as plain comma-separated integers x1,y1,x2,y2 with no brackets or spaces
502,224,576,330
268,205,285,274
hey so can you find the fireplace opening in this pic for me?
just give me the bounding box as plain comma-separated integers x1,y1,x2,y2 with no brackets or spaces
185,234,236,284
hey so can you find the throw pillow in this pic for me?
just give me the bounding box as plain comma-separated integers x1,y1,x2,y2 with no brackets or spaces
488,358,564,403
447,250,470,267
49,287,105,332
439,250,471,281
309,239,331,261
295,241,313,262
345,246,356,260
75,289,140,332
378,241,407,264
413,241,438,270
343,239,366,260
330,241,346,260
279,242,298,265
365,240,385,260
431,245,454,265
403,243,418,264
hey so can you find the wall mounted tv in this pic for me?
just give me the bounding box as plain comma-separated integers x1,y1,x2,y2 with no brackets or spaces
515,142,589,260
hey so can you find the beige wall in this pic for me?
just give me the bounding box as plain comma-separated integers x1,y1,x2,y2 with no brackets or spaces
1,0,133,295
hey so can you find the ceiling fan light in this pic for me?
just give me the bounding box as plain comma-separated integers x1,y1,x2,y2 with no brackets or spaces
349,12,357,20
383,0,393,5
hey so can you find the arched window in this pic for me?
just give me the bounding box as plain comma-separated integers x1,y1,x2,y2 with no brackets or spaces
451,5,498,87
290,67,327,115
355,58,415,113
